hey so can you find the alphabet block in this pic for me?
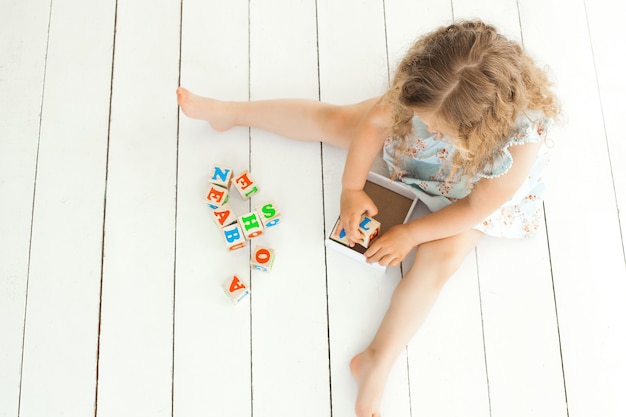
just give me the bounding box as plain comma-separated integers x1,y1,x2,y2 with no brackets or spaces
233,171,260,199
205,183,229,209
222,274,250,304
251,246,275,272
256,201,281,228
211,203,237,228
238,212,264,239
209,165,233,189
329,216,380,248
358,216,381,248
222,222,247,251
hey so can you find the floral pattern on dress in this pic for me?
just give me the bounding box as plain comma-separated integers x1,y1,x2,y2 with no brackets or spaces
383,111,554,239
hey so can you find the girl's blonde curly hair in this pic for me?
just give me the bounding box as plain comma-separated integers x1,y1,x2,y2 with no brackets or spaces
383,20,559,180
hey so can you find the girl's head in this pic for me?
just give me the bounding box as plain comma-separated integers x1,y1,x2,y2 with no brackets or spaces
385,20,559,179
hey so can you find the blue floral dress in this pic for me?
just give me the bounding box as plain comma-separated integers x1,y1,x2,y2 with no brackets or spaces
383,111,554,239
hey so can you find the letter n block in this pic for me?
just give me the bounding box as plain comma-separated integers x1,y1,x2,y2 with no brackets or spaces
222,222,246,251
251,246,275,272
209,165,233,189
238,212,264,239
256,201,281,228
211,203,237,228
222,274,250,304
205,183,229,209
234,171,260,200
359,216,381,248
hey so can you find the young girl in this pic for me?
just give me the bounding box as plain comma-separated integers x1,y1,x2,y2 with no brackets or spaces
177,20,558,417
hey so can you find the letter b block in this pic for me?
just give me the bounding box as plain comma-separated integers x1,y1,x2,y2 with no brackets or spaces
222,222,247,251
251,246,275,272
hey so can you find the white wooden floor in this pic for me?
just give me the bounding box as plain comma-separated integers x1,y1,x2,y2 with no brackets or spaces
2,0,625,416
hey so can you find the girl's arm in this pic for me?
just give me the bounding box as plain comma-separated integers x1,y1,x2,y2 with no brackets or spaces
340,99,393,245
364,140,543,266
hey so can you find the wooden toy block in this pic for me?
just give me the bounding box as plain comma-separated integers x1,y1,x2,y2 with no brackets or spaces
330,219,351,246
205,183,229,209
238,212,264,239
256,201,281,228
251,246,275,272
358,216,381,248
233,171,260,199
329,216,381,248
222,274,250,304
209,165,233,189
222,222,247,251
210,203,237,228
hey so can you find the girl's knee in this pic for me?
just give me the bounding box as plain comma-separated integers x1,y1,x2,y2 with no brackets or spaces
412,235,477,286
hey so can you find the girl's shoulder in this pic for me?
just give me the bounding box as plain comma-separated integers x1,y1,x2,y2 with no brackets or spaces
479,110,554,179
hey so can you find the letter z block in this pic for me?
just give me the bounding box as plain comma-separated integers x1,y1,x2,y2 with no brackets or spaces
233,171,260,199
238,212,264,239
222,274,250,304
251,246,275,272
209,165,233,189
205,183,229,209
256,201,281,228
222,222,247,251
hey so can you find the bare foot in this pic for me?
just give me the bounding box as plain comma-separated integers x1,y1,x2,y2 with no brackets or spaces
176,87,236,132
350,350,390,417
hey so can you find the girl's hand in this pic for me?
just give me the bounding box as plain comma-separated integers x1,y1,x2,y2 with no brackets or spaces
364,224,417,267
340,189,378,246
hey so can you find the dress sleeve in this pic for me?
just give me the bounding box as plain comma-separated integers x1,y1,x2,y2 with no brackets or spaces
478,116,553,179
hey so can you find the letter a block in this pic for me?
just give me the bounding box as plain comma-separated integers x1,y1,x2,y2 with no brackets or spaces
251,246,275,272
358,216,381,248
256,201,281,228
205,183,229,209
222,274,250,304
222,222,246,251
234,171,260,200
211,203,237,228
238,212,264,239
209,165,233,189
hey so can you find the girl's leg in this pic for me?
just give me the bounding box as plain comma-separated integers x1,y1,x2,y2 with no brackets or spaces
176,87,379,148
350,229,484,417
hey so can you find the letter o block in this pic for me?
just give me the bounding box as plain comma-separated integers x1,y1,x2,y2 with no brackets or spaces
251,246,275,272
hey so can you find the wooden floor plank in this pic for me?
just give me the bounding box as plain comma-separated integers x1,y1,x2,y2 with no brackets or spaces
95,0,180,415
520,1,626,416
248,1,332,416
173,1,253,416
16,0,116,416
317,1,412,416
0,1,51,416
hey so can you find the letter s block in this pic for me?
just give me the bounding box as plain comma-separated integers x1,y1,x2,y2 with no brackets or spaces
256,201,281,228
222,274,250,304
251,246,275,272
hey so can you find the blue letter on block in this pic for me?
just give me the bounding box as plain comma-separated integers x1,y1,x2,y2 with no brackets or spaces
212,166,231,183
223,225,241,243
359,217,372,230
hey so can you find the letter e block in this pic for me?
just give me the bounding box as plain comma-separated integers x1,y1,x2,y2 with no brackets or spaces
211,203,237,228
359,216,381,248
222,222,247,251
256,201,281,228
222,274,250,304
205,184,229,209
251,246,275,272
234,171,260,199
209,165,233,188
